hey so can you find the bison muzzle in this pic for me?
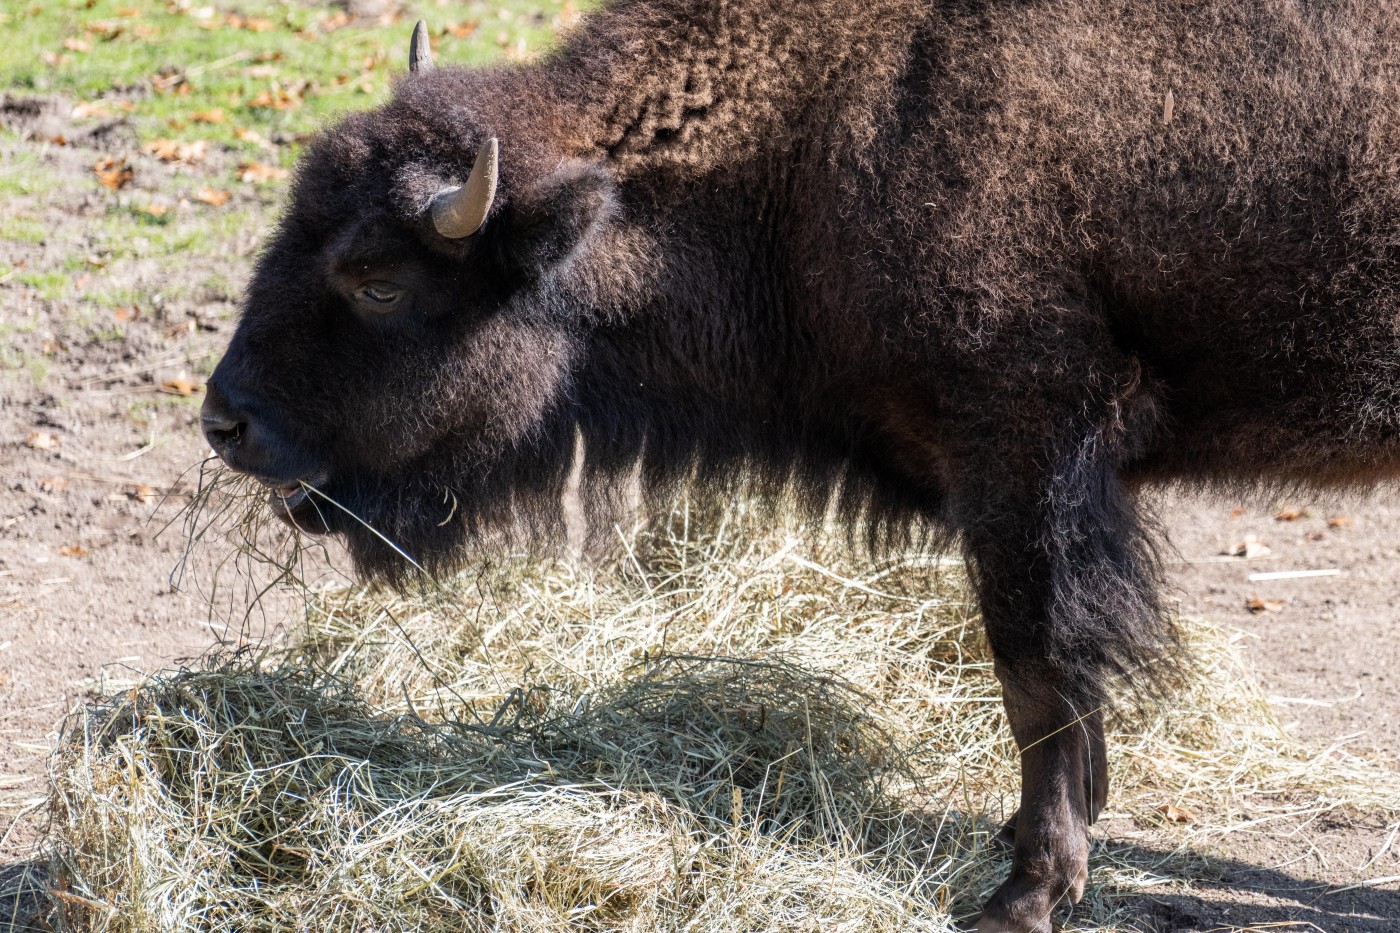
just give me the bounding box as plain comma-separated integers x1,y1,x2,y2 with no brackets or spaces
202,1,1400,929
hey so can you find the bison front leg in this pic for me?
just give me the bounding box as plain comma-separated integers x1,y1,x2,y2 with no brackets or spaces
973,669,1104,932
954,429,1169,933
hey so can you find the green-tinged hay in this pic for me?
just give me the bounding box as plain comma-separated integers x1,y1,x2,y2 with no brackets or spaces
43,499,1400,931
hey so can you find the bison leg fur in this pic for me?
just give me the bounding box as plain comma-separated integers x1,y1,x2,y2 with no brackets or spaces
957,423,1170,932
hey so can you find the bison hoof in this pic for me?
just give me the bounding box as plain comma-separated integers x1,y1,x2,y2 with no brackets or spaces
968,838,1088,933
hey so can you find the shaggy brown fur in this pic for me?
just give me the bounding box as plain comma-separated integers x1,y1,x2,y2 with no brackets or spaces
201,1,1400,929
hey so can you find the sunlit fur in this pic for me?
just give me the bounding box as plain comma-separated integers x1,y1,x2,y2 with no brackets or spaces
214,0,1400,714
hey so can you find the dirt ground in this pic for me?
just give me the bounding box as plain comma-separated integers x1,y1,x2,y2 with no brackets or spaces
2,95,1398,932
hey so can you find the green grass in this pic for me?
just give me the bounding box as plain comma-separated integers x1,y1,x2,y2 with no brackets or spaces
1,1,576,332
1,1,571,159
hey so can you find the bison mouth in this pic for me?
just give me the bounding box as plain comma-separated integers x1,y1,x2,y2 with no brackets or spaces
263,470,333,534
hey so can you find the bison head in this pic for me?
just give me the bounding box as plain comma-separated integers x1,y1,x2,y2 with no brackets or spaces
202,25,630,580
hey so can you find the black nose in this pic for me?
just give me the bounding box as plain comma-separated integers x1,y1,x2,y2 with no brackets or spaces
201,381,248,460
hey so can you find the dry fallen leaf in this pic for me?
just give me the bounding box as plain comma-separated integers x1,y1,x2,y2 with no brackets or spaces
194,186,230,206
1328,515,1353,528
237,161,289,183
445,20,479,38
131,484,157,504
1157,803,1196,824
139,203,169,218
114,306,139,322
159,375,203,397
25,431,58,450
85,20,125,40
1246,597,1285,614
58,544,89,558
246,83,307,110
1274,507,1308,521
71,101,113,119
142,137,207,164
93,156,134,190
190,107,225,124
1226,534,1271,559
38,476,69,493
63,36,92,53
1229,506,1246,520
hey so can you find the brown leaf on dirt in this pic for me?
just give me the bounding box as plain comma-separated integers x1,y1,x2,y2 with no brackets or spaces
63,37,92,53
142,137,207,164
138,203,169,218
71,101,111,119
1228,506,1247,520
193,186,230,206
130,484,157,504
1245,596,1286,614
85,21,125,40
159,375,203,397
114,306,139,322
237,161,288,183
1225,534,1271,559
1306,530,1326,542
233,127,267,145
190,108,225,124
1157,803,1197,824
73,100,134,119
25,431,59,450
41,337,65,355
1274,507,1309,521
37,476,69,493
58,545,89,558
92,156,133,189
1328,515,1353,528
246,83,308,111
317,11,353,32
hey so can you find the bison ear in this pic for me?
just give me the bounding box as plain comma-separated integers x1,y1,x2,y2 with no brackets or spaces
495,163,613,281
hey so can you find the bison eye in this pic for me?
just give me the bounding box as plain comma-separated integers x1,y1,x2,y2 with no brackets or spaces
356,281,402,308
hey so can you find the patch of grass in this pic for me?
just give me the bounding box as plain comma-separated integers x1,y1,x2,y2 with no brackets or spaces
0,1,573,155
1,2,578,317
17,268,70,300
0,133,63,198
1,216,48,244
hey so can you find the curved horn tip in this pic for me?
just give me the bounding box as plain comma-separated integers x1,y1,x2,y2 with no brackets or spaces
430,137,500,239
409,20,434,73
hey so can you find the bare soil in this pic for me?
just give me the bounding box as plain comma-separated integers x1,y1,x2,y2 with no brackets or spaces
1,94,1396,932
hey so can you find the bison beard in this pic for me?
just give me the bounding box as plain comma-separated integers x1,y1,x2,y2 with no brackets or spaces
202,1,1400,930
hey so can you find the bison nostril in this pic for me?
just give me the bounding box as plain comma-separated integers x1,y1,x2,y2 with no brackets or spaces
201,410,246,454
200,385,250,457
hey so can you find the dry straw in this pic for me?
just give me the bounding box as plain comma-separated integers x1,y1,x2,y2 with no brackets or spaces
40,487,1400,931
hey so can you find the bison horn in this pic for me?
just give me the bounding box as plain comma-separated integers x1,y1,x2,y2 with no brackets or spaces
409,20,433,73
430,137,499,239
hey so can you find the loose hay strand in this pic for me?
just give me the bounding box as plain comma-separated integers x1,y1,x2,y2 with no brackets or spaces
43,495,1400,931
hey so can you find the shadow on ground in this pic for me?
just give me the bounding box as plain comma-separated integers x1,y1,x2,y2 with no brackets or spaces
1123,840,1400,932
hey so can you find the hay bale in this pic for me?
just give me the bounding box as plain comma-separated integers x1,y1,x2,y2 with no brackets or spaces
43,497,1400,931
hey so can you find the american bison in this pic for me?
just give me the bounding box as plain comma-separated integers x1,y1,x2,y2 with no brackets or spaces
200,1,1400,929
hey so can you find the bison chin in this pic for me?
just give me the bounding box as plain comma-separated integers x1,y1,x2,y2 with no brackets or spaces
332,413,580,586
